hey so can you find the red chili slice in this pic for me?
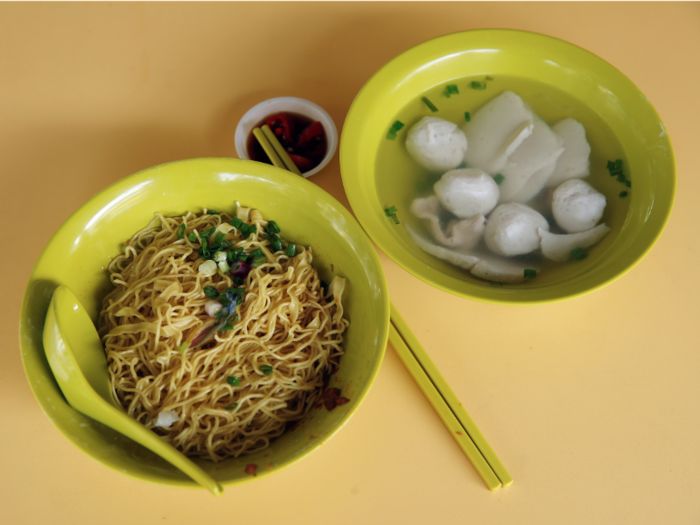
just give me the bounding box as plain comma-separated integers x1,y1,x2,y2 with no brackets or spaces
288,153,314,171
265,113,294,145
297,121,324,147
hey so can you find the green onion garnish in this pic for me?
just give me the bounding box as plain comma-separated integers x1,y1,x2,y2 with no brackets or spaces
391,214,400,224
226,376,240,386
238,223,249,236
421,97,438,112
188,232,197,242
625,180,631,188
391,120,405,132
214,232,225,245
464,112,471,122
252,255,266,267
250,248,263,258
225,403,238,411
493,174,505,185
214,309,224,320
524,269,537,279
570,248,588,261
267,221,281,234
259,365,273,375
386,130,398,140
208,210,220,215
265,233,283,252
226,287,245,297
447,84,459,95
176,224,186,239
245,224,256,238
179,342,188,354
384,206,398,216
233,276,245,286
619,191,628,198
286,244,296,257
607,160,615,170
615,159,622,169
218,295,232,307
203,286,219,298
231,217,243,229
470,81,487,90
616,174,626,183
220,314,239,332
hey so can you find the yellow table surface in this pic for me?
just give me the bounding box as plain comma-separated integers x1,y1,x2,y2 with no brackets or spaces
3,2,699,523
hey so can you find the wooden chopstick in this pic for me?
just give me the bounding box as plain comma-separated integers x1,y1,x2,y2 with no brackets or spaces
252,128,286,170
389,302,513,490
261,124,302,175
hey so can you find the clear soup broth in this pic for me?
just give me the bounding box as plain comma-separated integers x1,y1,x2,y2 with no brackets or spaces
375,75,630,287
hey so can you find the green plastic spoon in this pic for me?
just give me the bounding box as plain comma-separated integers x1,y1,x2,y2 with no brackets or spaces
42,285,223,497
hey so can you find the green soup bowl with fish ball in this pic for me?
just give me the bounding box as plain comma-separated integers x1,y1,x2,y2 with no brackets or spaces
20,157,389,490
340,29,675,304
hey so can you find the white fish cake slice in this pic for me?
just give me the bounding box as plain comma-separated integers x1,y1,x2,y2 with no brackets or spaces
406,226,480,269
547,118,591,188
410,196,484,249
538,224,611,262
470,258,537,284
497,119,565,203
462,91,534,174
509,157,558,204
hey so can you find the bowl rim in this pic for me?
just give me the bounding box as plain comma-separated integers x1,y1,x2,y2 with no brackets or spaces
340,28,676,305
20,157,389,488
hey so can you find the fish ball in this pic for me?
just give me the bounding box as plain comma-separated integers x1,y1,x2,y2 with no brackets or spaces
406,117,468,172
484,203,549,256
552,179,606,233
434,168,499,219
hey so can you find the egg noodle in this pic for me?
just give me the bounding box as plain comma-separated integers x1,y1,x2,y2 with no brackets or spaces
97,205,348,461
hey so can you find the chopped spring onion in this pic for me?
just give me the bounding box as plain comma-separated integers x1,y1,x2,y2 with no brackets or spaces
259,365,273,375
238,223,249,236
252,255,266,267
230,217,243,229
250,248,263,258
188,232,197,242
619,191,628,198
470,81,487,90
226,376,240,386
266,221,281,234
208,210,220,215
218,260,230,273
201,226,216,239
205,300,223,317
607,160,615,170
570,248,588,261
225,403,238,411
244,224,256,239
214,231,226,245
391,120,405,132
464,112,471,122
266,233,283,252
391,214,400,224
226,287,245,298
386,130,398,140
384,206,397,216
203,286,220,298
493,174,505,185
421,96,438,112
179,342,188,354
615,159,622,169
176,224,186,239
286,243,296,257
523,269,537,279
446,84,459,95
220,314,239,332
198,260,217,276
213,251,227,263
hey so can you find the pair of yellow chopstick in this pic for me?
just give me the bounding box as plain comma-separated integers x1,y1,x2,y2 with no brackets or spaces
388,302,513,492
253,125,302,175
